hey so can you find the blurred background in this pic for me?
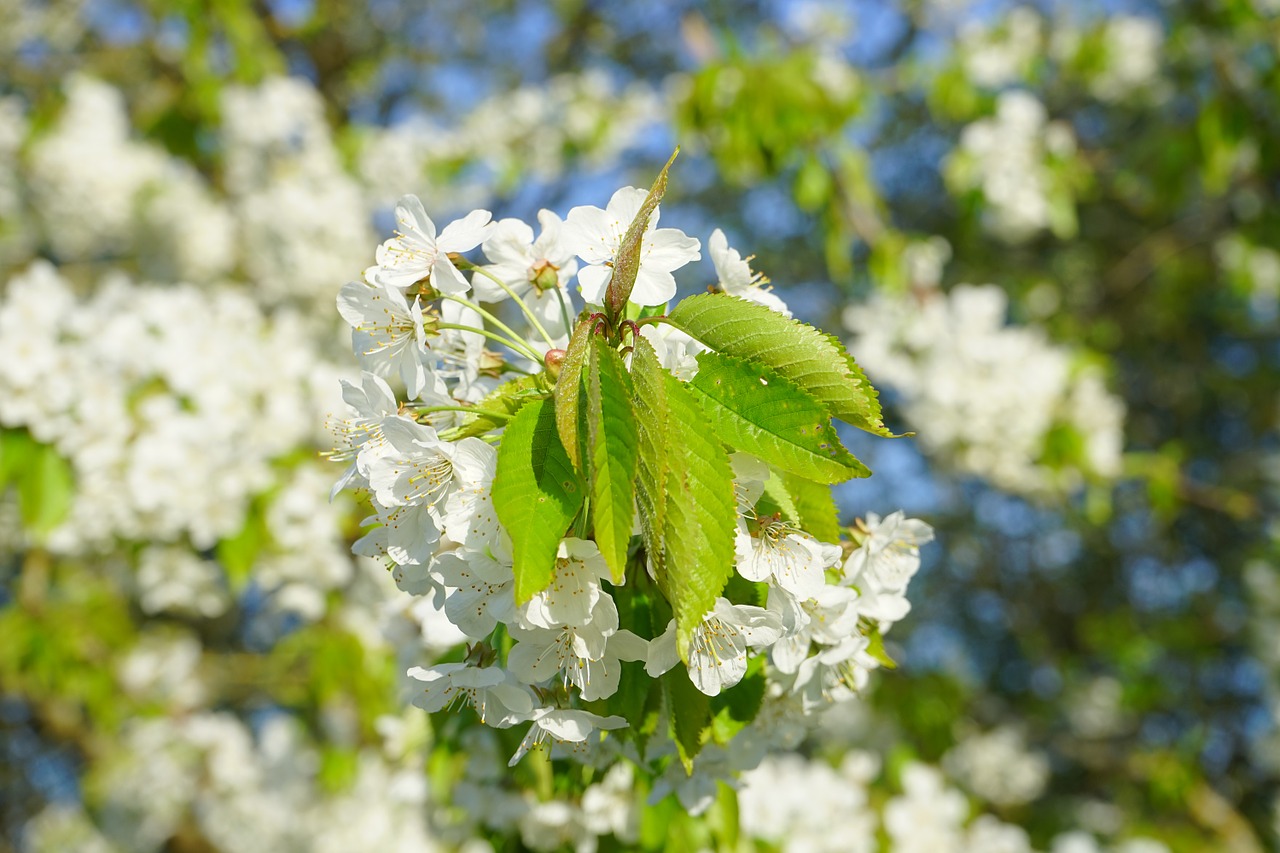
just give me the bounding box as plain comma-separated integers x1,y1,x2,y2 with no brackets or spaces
0,0,1277,851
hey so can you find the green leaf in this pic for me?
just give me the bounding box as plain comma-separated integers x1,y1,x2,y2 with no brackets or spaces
607,582,663,742
632,337,738,660
756,473,799,523
606,148,679,320
448,374,550,440
781,470,842,544
217,503,270,592
553,316,593,471
688,352,870,484
665,293,895,436
866,627,897,670
664,665,712,771
709,655,766,745
16,438,75,535
587,337,638,582
492,398,585,604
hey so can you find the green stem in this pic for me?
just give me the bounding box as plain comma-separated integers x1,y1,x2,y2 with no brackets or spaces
436,322,539,362
415,404,513,422
469,266,558,349
634,315,668,328
438,295,545,364
554,286,574,342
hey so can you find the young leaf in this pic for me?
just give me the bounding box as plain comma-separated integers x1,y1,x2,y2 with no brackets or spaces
632,337,738,660
781,470,842,544
448,374,550,440
492,398,585,604
664,665,712,771
664,292,894,435
587,337,638,582
17,439,75,536
553,315,593,471
606,148,679,321
688,351,870,484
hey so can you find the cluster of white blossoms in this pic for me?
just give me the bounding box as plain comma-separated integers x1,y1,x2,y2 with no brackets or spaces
943,724,1050,807
22,713,436,853
736,752,1172,853
358,70,661,212
0,261,369,625
846,282,1125,496
330,184,933,773
957,6,1043,89
946,89,1081,244
1051,14,1165,103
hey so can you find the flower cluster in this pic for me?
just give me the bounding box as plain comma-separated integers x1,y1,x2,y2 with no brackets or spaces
330,176,932,777
945,90,1084,244
845,281,1125,496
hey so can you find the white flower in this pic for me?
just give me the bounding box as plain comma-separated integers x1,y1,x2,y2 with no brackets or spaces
767,584,862,674
366,418,457,512
508,707,628,766
637,322,707,381
564,186,701,307
508,601,649,701
436,541,517,639
366,195,492,294
441,438,499,549
789,634,875,711
326,371,398,497
842,511,933,627
336,280,433,398
517,538,613,630
708,228,791,317
407,663,534,728
645,598,784,697
735,515,842,600
478,209,578,348
353,503,443,577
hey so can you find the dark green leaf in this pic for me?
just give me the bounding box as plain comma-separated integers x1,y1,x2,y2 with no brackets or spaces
664,665,712,771
492,398,585,604
587,337,638,582
710,656,766,745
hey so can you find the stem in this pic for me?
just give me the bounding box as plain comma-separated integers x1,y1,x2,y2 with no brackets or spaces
438,295,545,364
554,286,574,339
634,315,668,328
436,322,540,362
469,266,557,349
414,404,513,422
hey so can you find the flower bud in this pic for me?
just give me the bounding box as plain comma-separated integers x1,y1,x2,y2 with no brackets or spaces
543,348,567,379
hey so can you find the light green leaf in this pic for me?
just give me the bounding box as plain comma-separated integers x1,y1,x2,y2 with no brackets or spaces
8,434,75,536
553,316,593,471
632,337,738,660
665,292,895,436
781,470,842,544
587,337,638,583
606,148,679,319
493,398,585,604
448,374,550,440
688,352,870,484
